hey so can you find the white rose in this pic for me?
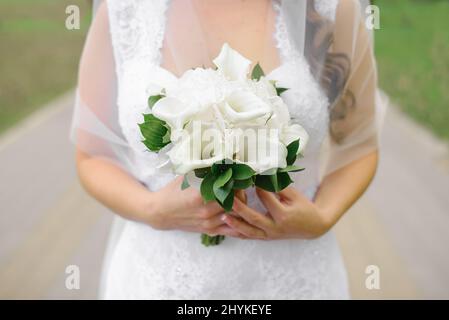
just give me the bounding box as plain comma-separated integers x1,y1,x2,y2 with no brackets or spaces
213,43,252,81
167,68,228,108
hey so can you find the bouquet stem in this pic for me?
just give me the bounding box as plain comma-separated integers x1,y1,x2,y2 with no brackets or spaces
201,234,225,246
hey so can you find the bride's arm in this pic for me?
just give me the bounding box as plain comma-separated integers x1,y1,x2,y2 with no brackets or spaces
315,151,378,229
76,150,155,224
76,148,243,237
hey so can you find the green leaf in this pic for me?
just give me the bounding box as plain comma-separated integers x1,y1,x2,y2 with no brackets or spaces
141,138,169,151
255,171,293,193
270,173,279,192
139,113,171,152
277,172,293,191
148,95,164,109
200,173,216,203
286,139,300,166
211,163,220,175
214,168,233,188
162,129,171,144
276,87,288,96
181,175,190,190
251,63,265,81
232,163,255,180
254,174,277,192
213,179,234,204
139,122,167,138
233,178,254,190
201,233,210,246
211,159,232,175
194,167,211,178
221,190,235,212
278,165,305,173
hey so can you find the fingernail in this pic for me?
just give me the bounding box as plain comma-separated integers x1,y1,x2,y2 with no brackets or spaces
221,215,227,221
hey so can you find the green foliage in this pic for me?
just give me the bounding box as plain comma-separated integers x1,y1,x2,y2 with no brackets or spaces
286,140,300,166
276,87,288,96
232,164,256,180
139,113,171,152
251,63,265,81
201,234,225,247
148,94,164,109
181,175,190,190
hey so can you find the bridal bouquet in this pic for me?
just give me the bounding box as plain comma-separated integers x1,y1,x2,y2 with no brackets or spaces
139,43,308,246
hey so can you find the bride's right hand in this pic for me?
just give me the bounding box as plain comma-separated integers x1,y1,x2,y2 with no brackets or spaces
146,176,244,237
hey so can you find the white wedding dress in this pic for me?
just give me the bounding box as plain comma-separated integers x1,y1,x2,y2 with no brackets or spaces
96,0,350,300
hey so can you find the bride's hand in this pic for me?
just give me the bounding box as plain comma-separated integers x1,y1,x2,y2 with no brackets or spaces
146,176,245,238
222,187,330,240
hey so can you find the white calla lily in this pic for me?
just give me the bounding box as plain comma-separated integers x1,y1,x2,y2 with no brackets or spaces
151,97,197,131
282,124,309,154
213,43,252,81
238,136,287,174
221,90,271,124
266,96,290,129
167,122,226,175
145,66,178,97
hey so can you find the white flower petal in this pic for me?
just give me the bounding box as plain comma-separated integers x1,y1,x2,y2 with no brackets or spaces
152,97,197,131
282,124,309,154
221,91,271,124
213,43,252,81
249,138,287,173
146,66,178,96
167,123,225,175
267,96,290,129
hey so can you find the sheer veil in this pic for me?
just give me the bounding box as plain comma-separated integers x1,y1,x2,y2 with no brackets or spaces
92,0,101,13
77,0,386,297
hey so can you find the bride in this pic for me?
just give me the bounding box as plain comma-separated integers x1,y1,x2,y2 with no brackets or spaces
72,0,383,299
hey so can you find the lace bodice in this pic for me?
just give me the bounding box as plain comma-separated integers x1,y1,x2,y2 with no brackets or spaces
101,0,349,299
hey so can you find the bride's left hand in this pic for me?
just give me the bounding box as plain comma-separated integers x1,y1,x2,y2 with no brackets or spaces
222,187,331,240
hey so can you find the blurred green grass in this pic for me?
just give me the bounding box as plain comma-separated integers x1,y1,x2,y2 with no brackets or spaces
375,0,449,141
0,0,90,133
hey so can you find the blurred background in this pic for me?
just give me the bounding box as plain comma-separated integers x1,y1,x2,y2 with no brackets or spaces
0,0,448,299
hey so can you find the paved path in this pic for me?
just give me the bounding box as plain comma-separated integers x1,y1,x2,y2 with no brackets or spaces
0,92,448,299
